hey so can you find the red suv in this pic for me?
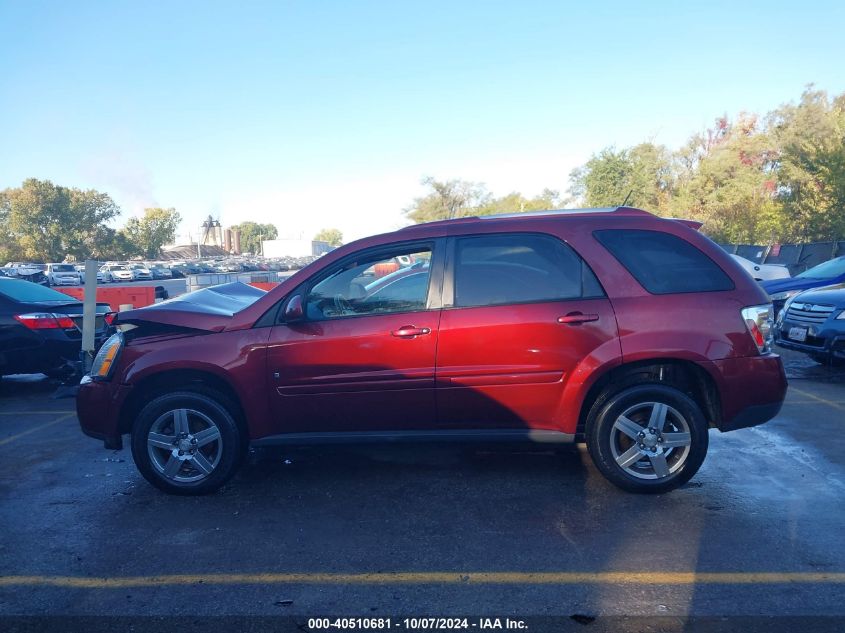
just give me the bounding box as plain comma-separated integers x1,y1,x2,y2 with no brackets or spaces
77,207,787,495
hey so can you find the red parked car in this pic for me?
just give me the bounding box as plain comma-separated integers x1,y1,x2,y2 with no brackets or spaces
77,207,787,495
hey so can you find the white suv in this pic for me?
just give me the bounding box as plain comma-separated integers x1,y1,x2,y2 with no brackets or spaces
46,263,81,286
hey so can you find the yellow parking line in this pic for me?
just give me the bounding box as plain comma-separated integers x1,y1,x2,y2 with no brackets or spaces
0,571,842,588
0,413,75,447
788,387,845,411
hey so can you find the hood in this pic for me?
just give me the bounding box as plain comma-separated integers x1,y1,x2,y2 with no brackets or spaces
761,276,828,295
789,283,845,307
115,282,267,332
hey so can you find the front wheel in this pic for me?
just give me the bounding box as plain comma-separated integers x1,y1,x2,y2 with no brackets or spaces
130,390,243,495
586,385,709,494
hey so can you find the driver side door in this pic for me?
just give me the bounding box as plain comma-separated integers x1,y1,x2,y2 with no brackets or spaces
266,240,445,435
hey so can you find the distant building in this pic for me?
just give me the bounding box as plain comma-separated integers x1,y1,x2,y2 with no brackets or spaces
223,227,241,254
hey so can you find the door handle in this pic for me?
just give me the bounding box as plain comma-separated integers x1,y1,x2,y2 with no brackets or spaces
557,312,599,325
391,326,431,338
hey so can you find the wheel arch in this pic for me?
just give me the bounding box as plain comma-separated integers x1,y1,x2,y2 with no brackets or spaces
118,368,248,442
576,358,722,439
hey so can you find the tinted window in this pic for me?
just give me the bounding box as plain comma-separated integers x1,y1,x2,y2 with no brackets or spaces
306,247,432,320
453,234,603,308
594,229,734,294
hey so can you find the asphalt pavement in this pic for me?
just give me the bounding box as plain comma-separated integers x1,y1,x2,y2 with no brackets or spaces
0,350,843,629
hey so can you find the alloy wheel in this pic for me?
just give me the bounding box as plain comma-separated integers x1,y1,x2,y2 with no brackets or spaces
608,401,692,479
146,408,223,483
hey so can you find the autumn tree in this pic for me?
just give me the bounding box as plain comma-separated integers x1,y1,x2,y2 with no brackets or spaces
405,178,563,223
769,87,845,241
404,177,491,223
477,189,561,215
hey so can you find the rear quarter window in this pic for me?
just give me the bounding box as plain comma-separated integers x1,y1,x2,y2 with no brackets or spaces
594,229,734,294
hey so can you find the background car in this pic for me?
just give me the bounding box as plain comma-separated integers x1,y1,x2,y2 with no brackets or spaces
101,264,134,282
97,267,114,283
0,277,114,378
147,263,174,279
130,264,153,281
45,263,81,286
2,262,48,285
774,283,845,365
731,254,790,282
763,255,845,314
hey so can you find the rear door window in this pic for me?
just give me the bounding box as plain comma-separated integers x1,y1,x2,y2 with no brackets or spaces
452,233,603,308
594,229,734,294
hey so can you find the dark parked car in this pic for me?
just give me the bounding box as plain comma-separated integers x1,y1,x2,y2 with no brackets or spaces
1,278,114,378
77,207,787,495
763,255,845,314
774,283,845,365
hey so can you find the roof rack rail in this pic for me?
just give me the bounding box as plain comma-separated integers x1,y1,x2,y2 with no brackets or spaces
400,206,652,229
477,206,652,220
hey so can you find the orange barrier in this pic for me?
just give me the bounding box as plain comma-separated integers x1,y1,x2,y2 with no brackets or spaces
54,286,156,312
248,282,281,292
373,262,399,278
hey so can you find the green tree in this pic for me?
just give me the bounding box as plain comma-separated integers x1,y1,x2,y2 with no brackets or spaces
231,221,278,255
121,207,182,259
0,178,121,262
314,228,343,246
768,87,845,241
568,143,675,213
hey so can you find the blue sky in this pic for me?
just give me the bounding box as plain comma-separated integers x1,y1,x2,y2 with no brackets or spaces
1,0,843,242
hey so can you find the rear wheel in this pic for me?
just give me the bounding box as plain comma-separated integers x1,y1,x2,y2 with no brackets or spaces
586,384,709,493
130,390,243,495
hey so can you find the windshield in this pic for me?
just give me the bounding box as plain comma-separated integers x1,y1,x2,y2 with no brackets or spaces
0,278,78,303
51,264,76,272
796,257,845,279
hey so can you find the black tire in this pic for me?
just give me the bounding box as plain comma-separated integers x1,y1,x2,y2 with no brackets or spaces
130,390,243,495
586,384,709,494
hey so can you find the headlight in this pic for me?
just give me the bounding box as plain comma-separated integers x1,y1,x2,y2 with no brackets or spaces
769,290,802,302
837,310,845,320
90,332,123,380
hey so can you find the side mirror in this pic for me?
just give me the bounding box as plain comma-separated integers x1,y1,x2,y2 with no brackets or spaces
284,295,304,322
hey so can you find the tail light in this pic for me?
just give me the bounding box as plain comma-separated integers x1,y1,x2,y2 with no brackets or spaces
104,312,117,325
741,304,773,354
14,313,76,330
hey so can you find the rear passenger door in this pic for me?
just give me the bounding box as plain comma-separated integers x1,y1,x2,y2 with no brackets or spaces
435,232,618,430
